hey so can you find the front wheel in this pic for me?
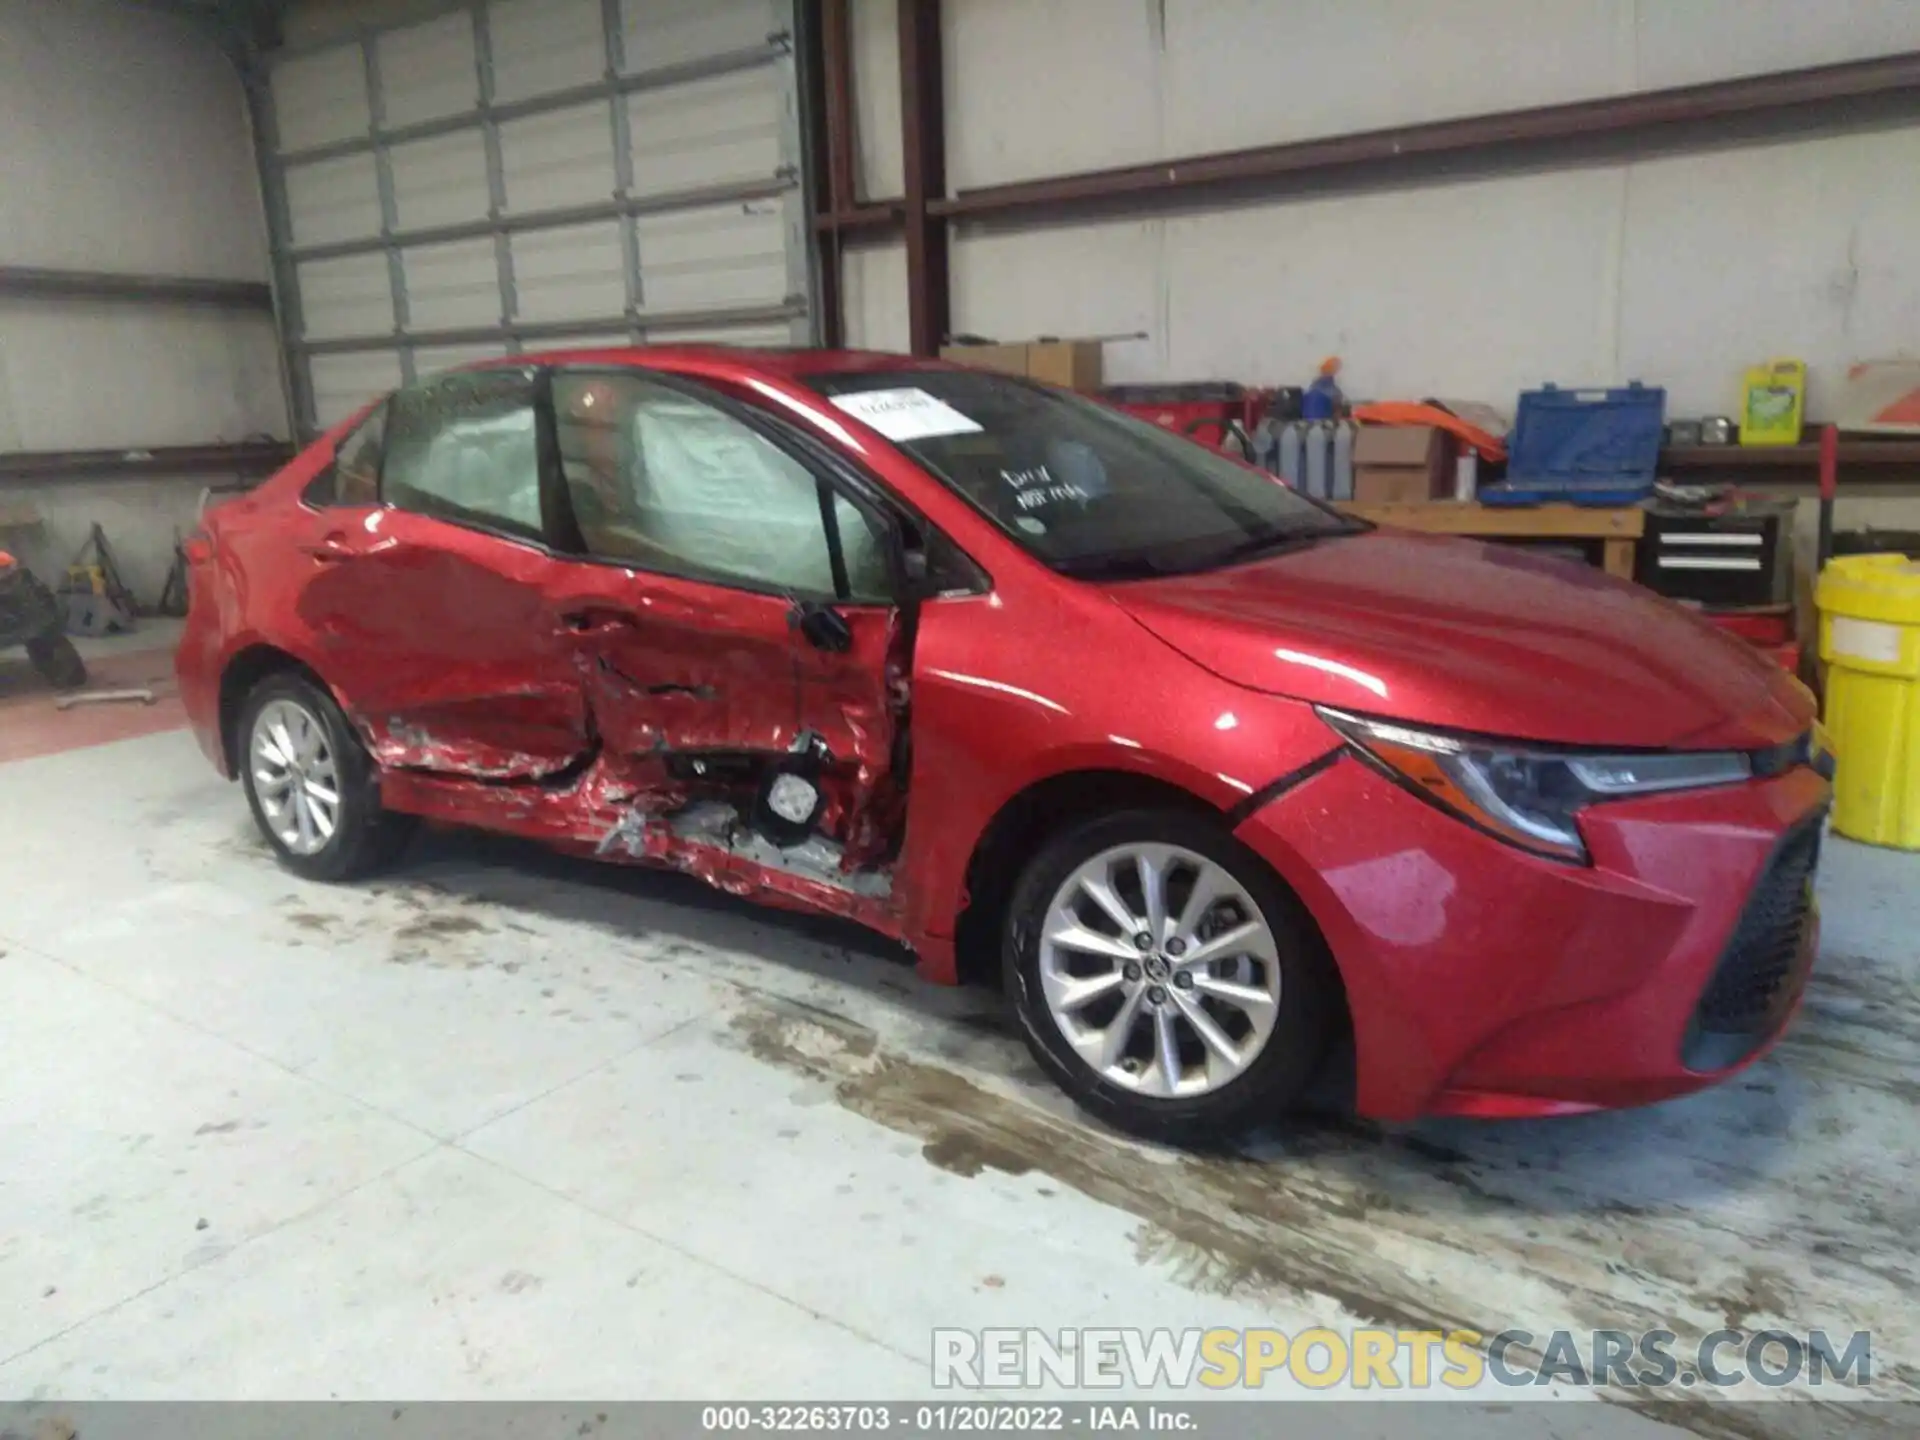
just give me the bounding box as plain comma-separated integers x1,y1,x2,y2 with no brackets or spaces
1005,809,1337,1143
239,672,415,882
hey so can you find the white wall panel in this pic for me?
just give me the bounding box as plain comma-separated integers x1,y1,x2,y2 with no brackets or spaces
950,219,1163,381
622,0,779,71
944,0,1160,190
850,0,903,199
488,0,604,103
1160,168,1622,401
285,153,384,247
388,131,491,230
376,11,478,126
511,221,627,322
0,304,285,450
939,1,1920,188
1634,0,1920,89
928,0,1920,437
272,44,372,152
298,254,398,339
500,103,618,212
0,0,269,277
841,240,908,353
635,201,789,310
627,72,783,196
0,0,287,597
402,238,501,330
1160,0,1631,160
310,351,405,427
1617,128,1920,418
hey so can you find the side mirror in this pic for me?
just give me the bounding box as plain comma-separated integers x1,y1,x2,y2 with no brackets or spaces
793,601,854,654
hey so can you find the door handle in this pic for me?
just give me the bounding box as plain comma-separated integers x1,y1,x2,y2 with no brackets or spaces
298,534,357,562
557,608,638,636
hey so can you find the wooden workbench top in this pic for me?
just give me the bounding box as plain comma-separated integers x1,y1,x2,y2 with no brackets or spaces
1334,500,1644,577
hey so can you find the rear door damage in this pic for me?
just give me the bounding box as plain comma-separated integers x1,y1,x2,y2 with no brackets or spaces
371,366,916,932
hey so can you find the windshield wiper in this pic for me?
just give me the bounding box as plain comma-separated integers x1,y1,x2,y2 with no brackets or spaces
1201,524,1360,571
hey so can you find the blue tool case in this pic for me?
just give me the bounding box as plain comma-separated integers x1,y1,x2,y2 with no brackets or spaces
1478,382,1665,507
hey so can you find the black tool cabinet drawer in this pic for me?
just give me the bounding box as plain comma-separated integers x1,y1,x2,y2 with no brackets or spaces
1636,504,1795,607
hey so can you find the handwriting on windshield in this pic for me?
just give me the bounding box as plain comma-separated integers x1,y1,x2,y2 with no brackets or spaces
1001,464,1090,513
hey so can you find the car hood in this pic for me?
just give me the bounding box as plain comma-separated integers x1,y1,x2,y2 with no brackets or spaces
1108,531,1812,750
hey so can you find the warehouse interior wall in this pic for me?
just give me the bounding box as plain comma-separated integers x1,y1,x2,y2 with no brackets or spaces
842,0,1920,423
0,0,289,604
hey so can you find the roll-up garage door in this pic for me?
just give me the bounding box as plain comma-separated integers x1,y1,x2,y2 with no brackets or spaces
255,0,812,432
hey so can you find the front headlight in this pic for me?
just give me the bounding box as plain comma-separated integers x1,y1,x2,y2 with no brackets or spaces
1318,708,1751,862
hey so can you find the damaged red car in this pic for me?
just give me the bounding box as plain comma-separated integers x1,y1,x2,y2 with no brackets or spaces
177,349,1831,1140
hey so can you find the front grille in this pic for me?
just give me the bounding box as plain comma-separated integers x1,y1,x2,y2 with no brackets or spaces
1681,819,1822,1072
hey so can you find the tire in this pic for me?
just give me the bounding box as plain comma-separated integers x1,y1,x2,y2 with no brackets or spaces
238,671,416,882
26,632,87,691
1004,808,1337,1144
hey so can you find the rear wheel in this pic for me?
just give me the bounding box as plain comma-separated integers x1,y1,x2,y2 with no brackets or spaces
1005,809,1335,1143
26,632,86,691
239,672,415,881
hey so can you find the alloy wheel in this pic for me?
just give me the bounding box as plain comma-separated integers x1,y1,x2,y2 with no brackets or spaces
1037,842,1282,1098
249,697,341,857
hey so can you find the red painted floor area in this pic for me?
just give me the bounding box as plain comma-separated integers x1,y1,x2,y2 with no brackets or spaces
0,645,186,763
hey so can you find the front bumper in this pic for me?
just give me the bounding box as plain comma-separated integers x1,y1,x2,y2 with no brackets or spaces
1234,750,1830,1120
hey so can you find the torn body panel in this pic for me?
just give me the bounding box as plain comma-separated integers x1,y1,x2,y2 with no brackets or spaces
296,508,590,780
380,756,903,939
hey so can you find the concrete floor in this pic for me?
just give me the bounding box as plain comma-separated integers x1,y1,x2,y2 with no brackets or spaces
0,629,1915,1436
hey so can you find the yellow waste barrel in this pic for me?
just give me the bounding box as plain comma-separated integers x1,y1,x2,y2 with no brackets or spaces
1816,553,1920,847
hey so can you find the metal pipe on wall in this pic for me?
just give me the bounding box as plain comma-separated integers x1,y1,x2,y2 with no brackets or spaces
803,42,1920,344
0,442,294,484
0,267,272,309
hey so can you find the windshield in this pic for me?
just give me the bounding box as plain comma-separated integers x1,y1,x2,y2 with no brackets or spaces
808,368,1361,578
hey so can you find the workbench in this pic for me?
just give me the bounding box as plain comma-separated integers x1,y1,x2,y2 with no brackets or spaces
1335,501,1644,578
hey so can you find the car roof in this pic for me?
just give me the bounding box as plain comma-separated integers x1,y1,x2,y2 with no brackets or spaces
491,345,953,380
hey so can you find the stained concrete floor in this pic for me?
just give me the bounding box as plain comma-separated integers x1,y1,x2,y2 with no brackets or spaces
0,635,1915,1438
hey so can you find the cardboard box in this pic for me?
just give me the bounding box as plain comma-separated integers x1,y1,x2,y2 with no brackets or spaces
1352,425,1450,503
940,338,1103,391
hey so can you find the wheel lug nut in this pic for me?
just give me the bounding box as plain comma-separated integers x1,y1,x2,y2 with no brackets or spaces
1123,962,1142,982
1147,985,1167,1005
1133,932,1153,951
1165,938,1186,957
1173,972,1194,991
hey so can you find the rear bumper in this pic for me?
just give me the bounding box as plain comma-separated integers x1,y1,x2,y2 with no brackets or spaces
175,603,228,775
1234,751,1829,1121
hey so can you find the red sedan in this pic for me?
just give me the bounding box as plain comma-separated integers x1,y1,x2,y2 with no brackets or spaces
177,349,1830,1140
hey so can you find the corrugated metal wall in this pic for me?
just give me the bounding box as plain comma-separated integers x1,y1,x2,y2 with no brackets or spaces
260,0,814,432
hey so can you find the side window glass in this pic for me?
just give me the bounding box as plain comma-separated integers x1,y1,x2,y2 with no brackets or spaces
555,372,847,598
302,402,386,508
833,493,893,604
384,369,543,541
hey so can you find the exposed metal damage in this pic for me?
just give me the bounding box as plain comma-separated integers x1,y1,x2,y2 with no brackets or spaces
359,602,913,938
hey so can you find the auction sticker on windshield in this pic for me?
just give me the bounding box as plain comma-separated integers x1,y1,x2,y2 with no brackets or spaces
829,387,984,441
